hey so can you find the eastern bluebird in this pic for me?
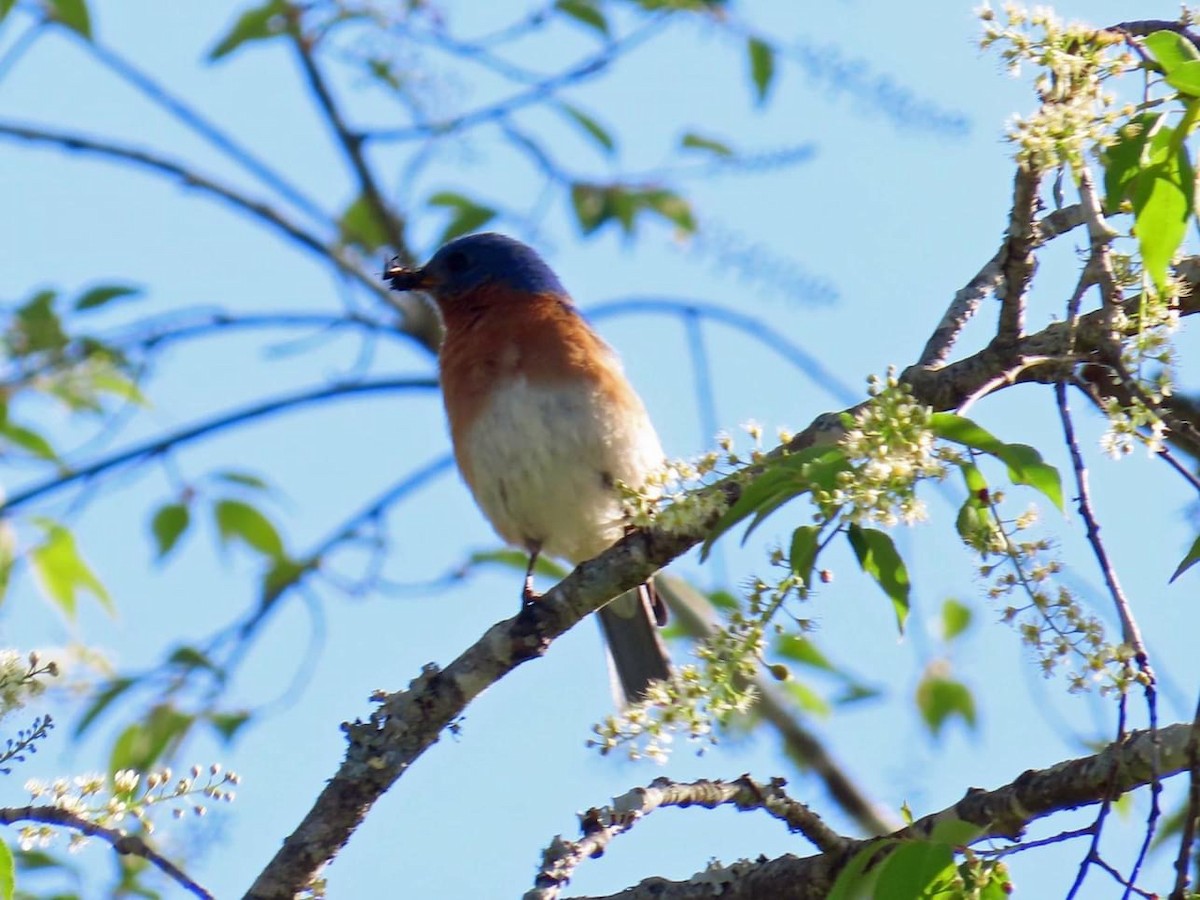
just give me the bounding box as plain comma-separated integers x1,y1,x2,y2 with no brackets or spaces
385,232,670,704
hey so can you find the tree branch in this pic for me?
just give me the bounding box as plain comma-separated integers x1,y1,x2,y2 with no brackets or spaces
577,723,1193,900
288,21,409,262
0,804,211,899
527,775,848,900
0,377,438,515
0,120,437,350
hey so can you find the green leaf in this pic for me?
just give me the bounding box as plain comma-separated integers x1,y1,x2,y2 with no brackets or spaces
702,446,842,556
1133,119,1193,292
702,469,796,556
747,37,775,105
29,520,113,619
262,554,315,603
1143,30,1200,74
1171,534,1200,582
74,284,140,311
775,634,836,673
74,677,136,738
213,470,271,491
706,588,739,611
788,525,820,585
941,598,972,641
208,0,289,61
555,0,609,36
168,645,220,674
11,290,67,355
929,412,1006,454
559,102,617,156
994,443,1063,511
1103,113,1160,212
0,0,14,24
955,463,993,544
337,194,391,253
1167,59,1200,96
916,668,977,737
46,0,91,39
91,368,149,406
208,710,251,743
468,548,569,579
846,524,910,633
0,420,58,461
571,183,611,234
0,838,14,900
680,132,734,157
427,191,497,245
828,842,889,899
929,817,984,846
781,680,830,717
642,188,696,233
874,840,957,900
0,524,15,605
151,503,190,561
213,499,284,558
931,413,1063,510
109,706,193,775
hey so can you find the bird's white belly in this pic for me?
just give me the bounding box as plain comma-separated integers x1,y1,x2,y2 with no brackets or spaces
461,378,662,564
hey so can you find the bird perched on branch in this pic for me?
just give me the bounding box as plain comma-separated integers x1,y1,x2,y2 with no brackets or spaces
385,232,670,704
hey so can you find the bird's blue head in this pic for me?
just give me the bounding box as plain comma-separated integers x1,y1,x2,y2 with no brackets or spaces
386,232,566,302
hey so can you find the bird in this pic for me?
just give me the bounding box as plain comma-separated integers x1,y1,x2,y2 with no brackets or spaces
385,232,670,704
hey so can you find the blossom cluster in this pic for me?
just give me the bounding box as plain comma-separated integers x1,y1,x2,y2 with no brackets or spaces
820,371,958,527
973,494,1127,692
978,3,1135,171
0,650,58,722
591,610,763,762
19,764,240,852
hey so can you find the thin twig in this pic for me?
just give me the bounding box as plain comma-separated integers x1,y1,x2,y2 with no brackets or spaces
367,19,665,142
920,170,1060,366
1055,382,1154,672
1156,444,1200,494
1056,381,1161,899
0,120,431,341
288,22,408,261
73,31,331,227
1170,688,1200,899
0,376,438,515
0,805,211,899
588,297,860,406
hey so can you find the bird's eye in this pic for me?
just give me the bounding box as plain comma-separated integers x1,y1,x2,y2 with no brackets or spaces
444,250,470,273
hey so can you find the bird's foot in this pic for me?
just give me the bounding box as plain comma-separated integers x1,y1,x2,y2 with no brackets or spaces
521,577,541,610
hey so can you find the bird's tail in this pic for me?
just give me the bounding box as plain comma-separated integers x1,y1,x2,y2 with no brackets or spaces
597,582,671,706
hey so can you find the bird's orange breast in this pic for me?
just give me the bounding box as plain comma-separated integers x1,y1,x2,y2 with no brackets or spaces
437,287,634,488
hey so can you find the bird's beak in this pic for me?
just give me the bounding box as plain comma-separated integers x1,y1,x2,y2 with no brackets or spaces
384,260,434,292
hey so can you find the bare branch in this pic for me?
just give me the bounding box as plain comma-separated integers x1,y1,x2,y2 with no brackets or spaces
70,30,331,228
0,805,212,899
572,724,1192,900
996,165,1041,345
1171,690,1200,899
366,20,666,143
288,21,409,262
0,377,438,515
0,119,437,349
528,776,848,900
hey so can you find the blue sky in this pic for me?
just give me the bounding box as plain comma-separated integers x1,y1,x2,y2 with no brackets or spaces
1,1,1196,897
